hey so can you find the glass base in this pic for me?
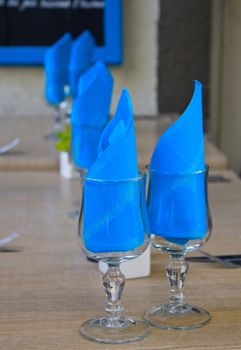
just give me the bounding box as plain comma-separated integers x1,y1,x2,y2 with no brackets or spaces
144,303,211,330
80,316,150,344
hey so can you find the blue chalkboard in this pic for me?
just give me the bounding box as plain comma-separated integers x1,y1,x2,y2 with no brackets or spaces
0,0,122,64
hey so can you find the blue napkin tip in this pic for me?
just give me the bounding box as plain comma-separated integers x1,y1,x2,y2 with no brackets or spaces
69,30,95,69
78,60,113,96
193,79,202,89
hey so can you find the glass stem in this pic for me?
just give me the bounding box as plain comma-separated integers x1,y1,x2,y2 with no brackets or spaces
166,255,188,307
102,264,125,327
53,105,61,129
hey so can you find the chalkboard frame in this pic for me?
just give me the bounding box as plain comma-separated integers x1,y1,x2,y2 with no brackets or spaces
0,0,122,65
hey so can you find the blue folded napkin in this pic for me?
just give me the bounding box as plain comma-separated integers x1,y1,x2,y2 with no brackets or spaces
71,61,113,169
148,80,207,245
82,89,145,253
69,31,95,97
44,33,72,104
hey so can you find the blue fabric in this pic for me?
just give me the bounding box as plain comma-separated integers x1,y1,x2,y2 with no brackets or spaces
148,80,207,244
44,33,72,104
69,31,95,97
71,61,113,169
82,89,145,253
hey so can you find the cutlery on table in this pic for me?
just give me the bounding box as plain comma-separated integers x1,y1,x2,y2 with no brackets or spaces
0,138,20,155
186,250,241,268
0,232,20,247
208,174,231,183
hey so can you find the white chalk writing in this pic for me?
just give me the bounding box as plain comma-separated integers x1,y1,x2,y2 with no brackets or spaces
6,0,19,7
40,0,72,9
19,0,38,10
0,0,104,10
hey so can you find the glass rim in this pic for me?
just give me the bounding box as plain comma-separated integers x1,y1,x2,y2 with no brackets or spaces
80,170,146,183
145,164,209,176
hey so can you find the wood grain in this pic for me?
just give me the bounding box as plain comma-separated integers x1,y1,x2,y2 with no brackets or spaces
0,170,240,349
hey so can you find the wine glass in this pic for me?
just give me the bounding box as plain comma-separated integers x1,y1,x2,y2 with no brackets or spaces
78,171,151,344
144,165,212,330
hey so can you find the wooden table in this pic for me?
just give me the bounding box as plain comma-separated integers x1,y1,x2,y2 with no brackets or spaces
0,170,241,349
0,116,59,171
0,115,227,171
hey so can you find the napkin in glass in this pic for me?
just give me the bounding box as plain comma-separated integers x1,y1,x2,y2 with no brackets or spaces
83,89,145,253
69,31,95,97
71,61,113,170
44,33,72,104
148,80,207,244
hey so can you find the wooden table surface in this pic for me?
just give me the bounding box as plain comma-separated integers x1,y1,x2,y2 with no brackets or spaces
0,170,241,350
0,115,227,171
